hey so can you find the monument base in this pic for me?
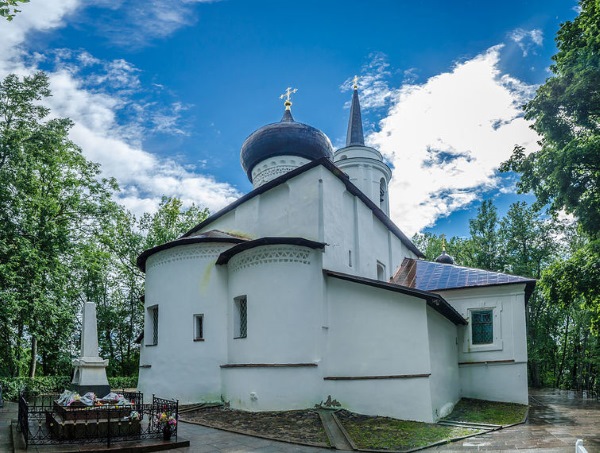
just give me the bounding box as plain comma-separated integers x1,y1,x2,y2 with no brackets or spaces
71,383,111,397
72,357,110,397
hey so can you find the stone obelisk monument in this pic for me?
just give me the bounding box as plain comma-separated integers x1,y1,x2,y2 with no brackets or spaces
71,302,110,396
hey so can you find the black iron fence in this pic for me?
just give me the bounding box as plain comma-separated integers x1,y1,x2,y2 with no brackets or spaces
17,391,178,448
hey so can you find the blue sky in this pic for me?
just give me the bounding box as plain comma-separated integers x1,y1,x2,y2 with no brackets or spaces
0,0,579,237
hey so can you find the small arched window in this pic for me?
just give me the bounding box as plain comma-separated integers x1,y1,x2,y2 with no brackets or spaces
379,178,386,208
377,261,386,281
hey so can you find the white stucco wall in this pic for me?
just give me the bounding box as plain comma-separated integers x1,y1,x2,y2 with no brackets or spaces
196,165,418,283
439,284,528,404
318,169,416,279
223,245,324,410
323,277,434,422
138,243,233,403
334,146,391,211
222,367,321,411
426,306,460,420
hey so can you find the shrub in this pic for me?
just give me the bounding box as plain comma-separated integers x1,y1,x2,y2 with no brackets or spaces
108,376,138,390
0,375,138,401
0,376,71,401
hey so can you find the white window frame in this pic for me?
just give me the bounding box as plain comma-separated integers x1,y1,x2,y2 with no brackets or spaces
233,296,247,339
193,314,204,341
146,305,159,346
463,304,503,352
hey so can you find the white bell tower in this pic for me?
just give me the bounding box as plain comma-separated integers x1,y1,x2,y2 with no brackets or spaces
333,77,392,215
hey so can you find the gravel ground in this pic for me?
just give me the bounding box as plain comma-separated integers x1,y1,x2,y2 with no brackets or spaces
180,406,330,447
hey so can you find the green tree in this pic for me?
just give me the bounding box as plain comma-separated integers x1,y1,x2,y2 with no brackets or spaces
0,73,117,377
497,202,557,278
502,0,600,335
84,197,208,377
0,0,29,21
465,200,503,271
501,0,600,239
411,232,469,265
139,196,209,250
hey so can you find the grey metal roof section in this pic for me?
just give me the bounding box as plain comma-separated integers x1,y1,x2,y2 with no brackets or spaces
346,89,364,146
324,269,467,325
393,258,536,301
182,157,425,259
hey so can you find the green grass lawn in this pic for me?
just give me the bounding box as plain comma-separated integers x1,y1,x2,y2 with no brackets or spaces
444,398,528,426
336,411,479,451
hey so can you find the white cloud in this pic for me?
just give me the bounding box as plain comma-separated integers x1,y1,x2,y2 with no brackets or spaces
368,46,540,236
341,52,394,109
509,28,544,57
0,0,240,219
91,0,222,48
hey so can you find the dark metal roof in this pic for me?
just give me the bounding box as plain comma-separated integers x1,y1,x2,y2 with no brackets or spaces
216,237,326,265
136,230,247,272
393,258,536,302
240,109,334,181
324,269,467,325
346,89,364,146
183,157,425,259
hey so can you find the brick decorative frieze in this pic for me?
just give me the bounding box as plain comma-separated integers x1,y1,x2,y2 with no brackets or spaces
146,245,228,271
252,156,310,187
228,246,312,273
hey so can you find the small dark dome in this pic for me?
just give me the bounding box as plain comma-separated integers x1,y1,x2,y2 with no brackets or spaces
240,110,333,181
435,250,455,265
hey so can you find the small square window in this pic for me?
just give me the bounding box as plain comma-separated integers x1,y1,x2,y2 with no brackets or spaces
193,314,204,341
234,296,247,339
471,310,493,344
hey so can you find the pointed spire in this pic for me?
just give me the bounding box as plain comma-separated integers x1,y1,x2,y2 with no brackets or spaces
346,76,364,146
281,108,294,122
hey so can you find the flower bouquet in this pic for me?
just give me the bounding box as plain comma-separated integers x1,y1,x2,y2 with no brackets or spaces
156,411,177,440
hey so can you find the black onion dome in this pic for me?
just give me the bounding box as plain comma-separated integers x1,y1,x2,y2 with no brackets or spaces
435,250,455,265
240,109,334,181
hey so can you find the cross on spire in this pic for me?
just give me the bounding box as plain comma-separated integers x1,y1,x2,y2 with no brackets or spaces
353,75,359,90
280,87,298,110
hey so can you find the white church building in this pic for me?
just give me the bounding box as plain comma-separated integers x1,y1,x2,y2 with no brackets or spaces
136,85,535,423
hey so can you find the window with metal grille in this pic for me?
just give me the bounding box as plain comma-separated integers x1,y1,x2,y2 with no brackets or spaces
234,296,247,339
471,310,493,344
194,314,204,341
148,305,158,346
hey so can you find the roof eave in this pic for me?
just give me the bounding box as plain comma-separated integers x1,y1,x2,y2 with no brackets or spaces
137,237,246,272
216,237,326,265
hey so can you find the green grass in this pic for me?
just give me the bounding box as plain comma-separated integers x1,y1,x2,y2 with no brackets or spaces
444,398,528,426
337,411,479,451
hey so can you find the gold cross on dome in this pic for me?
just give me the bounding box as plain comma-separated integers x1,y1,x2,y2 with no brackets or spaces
280,87,298,110
353,75,359,90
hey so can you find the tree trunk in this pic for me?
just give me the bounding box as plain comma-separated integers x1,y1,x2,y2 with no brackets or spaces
556,314,570,388
29,336,37,378
529,361,541,388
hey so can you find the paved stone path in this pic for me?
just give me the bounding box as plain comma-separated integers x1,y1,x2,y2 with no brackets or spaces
2,388,598,452
430,388,600,452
